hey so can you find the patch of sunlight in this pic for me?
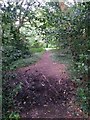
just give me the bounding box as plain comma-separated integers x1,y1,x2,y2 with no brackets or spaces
45,48,56,51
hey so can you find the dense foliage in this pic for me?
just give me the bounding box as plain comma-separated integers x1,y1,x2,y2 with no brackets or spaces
1,0,44,70
40,2,89,114
1,0,89,119
1,0,44,119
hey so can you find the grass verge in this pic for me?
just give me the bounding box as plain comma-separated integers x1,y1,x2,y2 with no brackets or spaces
51,49,73,65
50,49,74,78
10,52,44,70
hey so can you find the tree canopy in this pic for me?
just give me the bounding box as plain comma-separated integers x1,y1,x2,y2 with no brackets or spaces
1,0,90,119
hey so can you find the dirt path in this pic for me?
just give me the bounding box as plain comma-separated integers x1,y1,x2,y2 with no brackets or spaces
19,51,69,82
6,51,85,118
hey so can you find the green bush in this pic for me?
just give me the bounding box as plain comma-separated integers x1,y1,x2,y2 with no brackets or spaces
9,112,20,120
10,52,43,70
30,47,45,53
2,45,31,71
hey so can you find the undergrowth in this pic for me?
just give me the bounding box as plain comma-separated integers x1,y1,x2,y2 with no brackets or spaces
10,52,44,70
